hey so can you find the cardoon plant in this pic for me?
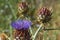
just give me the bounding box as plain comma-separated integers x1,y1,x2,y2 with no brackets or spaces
11,19,32,40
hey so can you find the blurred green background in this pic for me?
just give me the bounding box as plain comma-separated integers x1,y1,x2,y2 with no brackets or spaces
0,0,60,40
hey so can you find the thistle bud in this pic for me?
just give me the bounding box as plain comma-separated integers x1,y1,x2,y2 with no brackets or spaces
38,7,52,23
18,2,28,14
17,2,28,18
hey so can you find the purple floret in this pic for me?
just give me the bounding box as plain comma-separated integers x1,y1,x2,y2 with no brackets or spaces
23,20,32,30
11,20,32,30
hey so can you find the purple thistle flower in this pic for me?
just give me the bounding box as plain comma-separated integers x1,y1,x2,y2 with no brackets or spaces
11,19,32,30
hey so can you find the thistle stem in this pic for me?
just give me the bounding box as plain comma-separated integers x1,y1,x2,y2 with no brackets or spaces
29,27,33,35
32,24,43,40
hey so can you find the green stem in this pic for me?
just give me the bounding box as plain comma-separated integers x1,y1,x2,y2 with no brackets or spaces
7,0,16,40
29,26,33,35
32,24,43,40
8,0,17,19
10,25,13,40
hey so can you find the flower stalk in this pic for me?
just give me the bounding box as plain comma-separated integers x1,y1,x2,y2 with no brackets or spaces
32,24,43,40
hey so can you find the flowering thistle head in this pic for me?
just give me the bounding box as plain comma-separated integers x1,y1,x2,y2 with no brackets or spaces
18,2,28,13
11,19,32,40
38,7,52,23
11,19,32,30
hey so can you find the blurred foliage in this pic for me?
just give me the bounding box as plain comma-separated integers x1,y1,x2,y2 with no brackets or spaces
0,0,60,40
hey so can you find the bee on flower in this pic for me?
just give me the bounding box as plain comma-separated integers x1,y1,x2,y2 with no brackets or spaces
11,19,32,40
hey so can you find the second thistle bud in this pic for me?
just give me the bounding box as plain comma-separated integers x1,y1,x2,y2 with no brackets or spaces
37,7,52,23
17,2,28,18
18,2,28,13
